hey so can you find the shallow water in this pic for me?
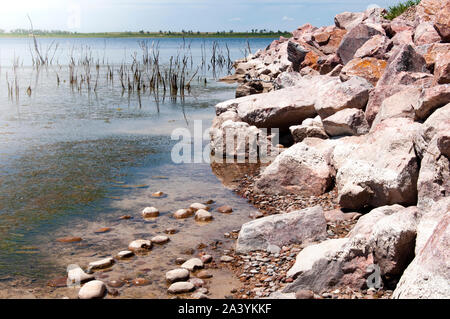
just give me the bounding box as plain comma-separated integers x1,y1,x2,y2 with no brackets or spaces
0,37,274,296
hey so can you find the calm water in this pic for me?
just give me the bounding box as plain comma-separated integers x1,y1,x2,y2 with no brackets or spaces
0,37,274,296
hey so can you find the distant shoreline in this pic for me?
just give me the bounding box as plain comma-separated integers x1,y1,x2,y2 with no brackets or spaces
0,32,292,39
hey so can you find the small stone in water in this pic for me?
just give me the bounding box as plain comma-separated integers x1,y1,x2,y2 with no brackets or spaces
175,257,187,265
94,227,111,234
166,268,190,283
151,235,170,244
173,209,194,219
142,207,159,218
189,277,205,287
67,265,95,284
220,255,234,262
217,205,233,214
119,215,132,220
200,255,213,263
151,191,164,197
47,277,68,288
107,280,125,288
165,228,177,234
249,211,264,219
116,250,134,259
128,239,152,252
195,209,213,222
132,278,150,286
181,258,204,271
196,270,213,279
56,237,82,243
167,282,195,294
190,203,208,211
88,257,114,271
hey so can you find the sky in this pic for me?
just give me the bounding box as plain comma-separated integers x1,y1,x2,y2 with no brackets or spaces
0,0,405,33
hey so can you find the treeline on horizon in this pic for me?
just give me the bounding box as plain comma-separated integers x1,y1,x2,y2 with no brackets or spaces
0,28,292,38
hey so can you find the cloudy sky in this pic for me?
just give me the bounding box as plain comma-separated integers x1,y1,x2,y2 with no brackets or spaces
1,0,404,32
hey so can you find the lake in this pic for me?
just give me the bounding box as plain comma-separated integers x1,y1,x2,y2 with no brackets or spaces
0,37,274,298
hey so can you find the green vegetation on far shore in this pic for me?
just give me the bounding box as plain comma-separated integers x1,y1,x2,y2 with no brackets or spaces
0,30,292,39
383,0,421,20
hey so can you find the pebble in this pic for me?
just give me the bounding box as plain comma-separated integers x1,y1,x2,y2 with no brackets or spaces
151,191,164,197
249,211,264,219
267,244,281,255
164,228,177,234
94,227,111,233
196,270,213,279
107,280,125,288
128,239,152,252
116,250,134,259
188,277,205,287
119,215,132,220
151,235,170,244
195,209,213,222
200,255,213,263
132,278,150,286
167,282,195,294
220,255,234,262
166,268,190,283
190,203,208,211
67,265,95,284
175,257,187,265
173,209,194,219
47,277,68,288
78,280,106,299
217,205,233,214
181,258,204,271
142,207,159,218
56,237,82,243
88,257,114,271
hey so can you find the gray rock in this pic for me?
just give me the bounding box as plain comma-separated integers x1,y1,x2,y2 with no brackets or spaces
236,206,327,254
165,268,190,283
181,258,204,271
67,265,95,284
87,257,114,272
128,239,152,252
167,281,195,294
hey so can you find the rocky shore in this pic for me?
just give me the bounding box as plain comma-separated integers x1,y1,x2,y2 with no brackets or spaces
211,0,450,299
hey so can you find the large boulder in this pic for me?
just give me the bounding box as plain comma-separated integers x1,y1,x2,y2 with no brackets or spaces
414,84,450,120
434,2,450,42
334,12,364,31
354,34,392,60
255,141,334,196
236,206,327,253
371,87,421,127
365,44,430,125
284,205,419,293
393,211,450,299
413,22,441,45
314,76,373,119
434,51,450,85
340,57,387,86
337,24,384,65
422,43,450,69
334,118,421,210
289,117,328,143
322,108,369,137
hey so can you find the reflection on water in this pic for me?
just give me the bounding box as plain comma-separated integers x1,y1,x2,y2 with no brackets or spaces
0,37,275,294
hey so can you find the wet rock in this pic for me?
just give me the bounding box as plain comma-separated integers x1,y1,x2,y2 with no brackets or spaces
151,235,170,244
78,280,106,299
195,209,213,222
255,140,334,196
340,57,387,86
151,191,164,197
165,269,190,283
47,277,68,288
67,266,95,284
56,237,82,243
173,209,194,219
322,108,370,137
128,239,152,252
119,215,132,220
142,207,159,218
94,227,111,234
107,280,125,288
181,258,204,271
337,24,384,65
164,228,178,234
190,203,208,211
175,257,187,265
132,278,150,286
236,206,327,253
167,282,195,294
217,205,233,214
88,257,114,272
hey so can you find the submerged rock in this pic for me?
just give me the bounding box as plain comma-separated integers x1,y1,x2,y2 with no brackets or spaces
173,209,194,219
142,207,159,218
128,239,152,252
151,235,170,244
195,209,213,222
